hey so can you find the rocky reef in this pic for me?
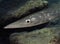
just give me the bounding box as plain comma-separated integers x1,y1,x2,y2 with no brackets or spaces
11,0,48,17
9,26,60,44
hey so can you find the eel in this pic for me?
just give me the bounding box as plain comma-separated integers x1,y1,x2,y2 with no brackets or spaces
0,0,48,28
4,2,60,28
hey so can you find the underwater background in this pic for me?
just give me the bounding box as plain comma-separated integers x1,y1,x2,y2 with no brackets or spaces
0,0,60,44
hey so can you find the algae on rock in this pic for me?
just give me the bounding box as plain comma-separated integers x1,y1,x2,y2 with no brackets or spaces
9,0,48,17
9,26,60,44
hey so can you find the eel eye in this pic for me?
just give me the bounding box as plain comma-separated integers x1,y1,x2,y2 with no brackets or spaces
25,19,31,23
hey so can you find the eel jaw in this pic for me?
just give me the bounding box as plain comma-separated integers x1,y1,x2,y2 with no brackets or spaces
4,21,48,29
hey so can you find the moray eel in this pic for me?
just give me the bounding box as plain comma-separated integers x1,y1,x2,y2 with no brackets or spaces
4,3,60,28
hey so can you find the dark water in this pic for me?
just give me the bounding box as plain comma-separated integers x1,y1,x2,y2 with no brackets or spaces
0,0,29,44
48,0,60,5
0,0,29,17
0,0,60,44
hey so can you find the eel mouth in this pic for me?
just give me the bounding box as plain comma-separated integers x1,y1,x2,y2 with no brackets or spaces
4,22,49,31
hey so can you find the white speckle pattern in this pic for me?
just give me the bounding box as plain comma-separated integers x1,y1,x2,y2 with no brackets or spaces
40,11,44,13
31,17,36,21
39,16,42,18
47,13,50,17
49,18,52,20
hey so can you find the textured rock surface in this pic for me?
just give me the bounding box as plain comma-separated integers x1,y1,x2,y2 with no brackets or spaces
11,0,48,17
9,26,60,44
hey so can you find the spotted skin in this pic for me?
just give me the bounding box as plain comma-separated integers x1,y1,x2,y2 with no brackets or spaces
4,3,60,28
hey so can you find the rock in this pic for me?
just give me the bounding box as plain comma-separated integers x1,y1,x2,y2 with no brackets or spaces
9,26,60,44
11,0,48,17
